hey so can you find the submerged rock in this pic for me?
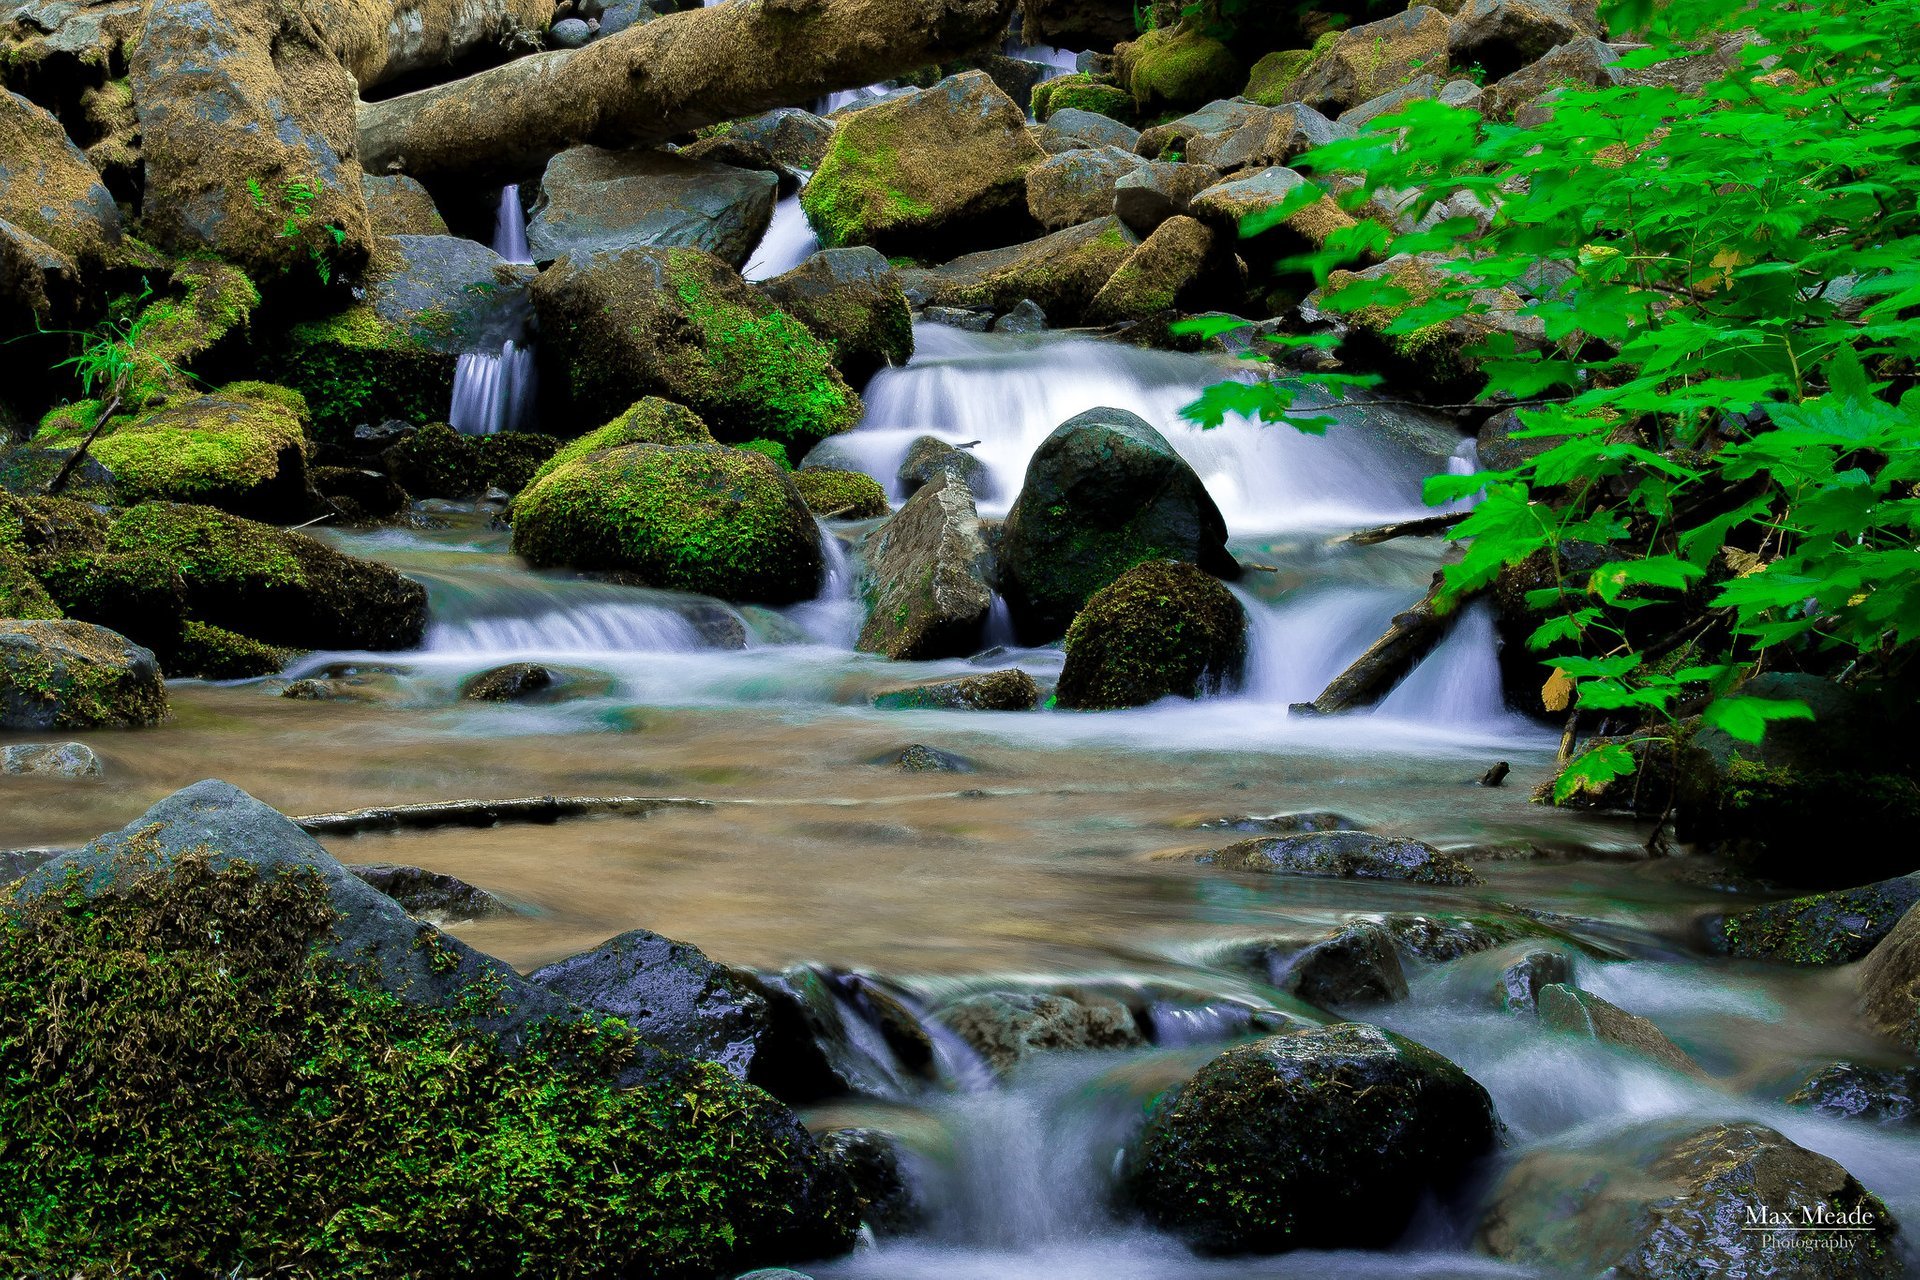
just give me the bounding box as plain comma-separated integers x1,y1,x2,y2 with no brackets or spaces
1267,920,1409,1008
872,670,1039,712
1706,874,1920,966
1787,1062,1920,1127
0,740,102,778
855,473,994,660
1127,1023,1498,1253
817,1127,924,1235
348,863,510,922
460,663,555,703
1056,560,1246,710
1190,830,1479,886
935,990,1144,1076
1494,949,1571,1013
1536,983,1705,1076
0,619,164,729
527,146,777,268
875,743,974,772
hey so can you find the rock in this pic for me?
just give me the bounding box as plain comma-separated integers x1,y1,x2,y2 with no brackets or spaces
1134,98,1263,160
529,246,861,454
523,398,715,494
132,0,369,281
802,70,1045,256
549,14,590,45
754,246,914,386
1313,253,1543,397
379,420,484,497
713,107,835,172
27,544,187,658
875,743,973,772
75,383,313,521
1477,1118,1904,1278
512,442,824,605
817,1128,922,1235
1494,949,1572,1013
1338,75,1441,130
1475,405,1557,472
1484,36,1621,120
1187,830,1480,886
0,739,101,777
897,435,990,500
749,965,938,1100
855,473,993,660
460,662,555,702
1171,101,1351,174
935,990,1144,1075
361,173,448,236
919,304,992,331
1193,811,1356,836
1039,107,1140,153
0,87,120,279
1289,7,1451,113
527,146,777,269
1127,1024,1498,1252
530,928,778,1082
991,298,1046,333
1056,560,1245,710
1860,904,1920,1052
1706,875,1920,967
1537,983,1705,1075
1086,215,1220,323
1448,0,1602,82
1024,145,1143,231
166,619,284,680
1190,166,1354,249
348,863,510,921
0,619,164,728
1000,406,1237,644
1114,23,1242,115
896,217,1138,327
872,669,1039,711
791,468,888,519
1787,1063,1919,1127
1112,161,1218,236
1269,921,1409,1007
1030,73,1133,124
0,217,83,326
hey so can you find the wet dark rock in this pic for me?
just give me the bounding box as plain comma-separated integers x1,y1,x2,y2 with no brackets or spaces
872,670,1039,712
460,662,556,703
1112,161,1220,237
992,298,1047,333
0,740,102,778
549,16,590,46
1479,761,1510,787
920,305,994,331
1494,949,1572,1012
715,108,836,172
0,619,165,729
817,1128,923,1235
897,435,991,500
1055,560,1246,710
750,966,937,1101
528,146,777,268
1705,874,1920,967
1193,811,1356,835
1478,1118,1904,1278
1786,1063,1919,1127
754,245,914,386
934,990,1144,1075
897,218,1137,327
1127,1023,1498,1253
1190,830,1480,886
1038,107,1140,153
1385,912,1526,962
1269,921,1409,1008
1024,144,1143,231
367,235,536,357
1000,406,1238,644
875,743,975,773
1860,903,1920,1053
353,419,416,450
348,863,510,922
313,466,410,522
855,473,994,660
1537,983,1705,1075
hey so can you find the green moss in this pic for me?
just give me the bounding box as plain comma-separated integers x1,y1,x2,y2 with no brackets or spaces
35,400,101,440
1056,559,1246,710
1119,24,1243,112
29,548,185,653
0,551,60,620
381,421,481,498
800,123,935,250
738,438,791,469
105,503,303,594
792,468,889,519
84,385,308,511
0,845,857,1276
474,432,563,495
1032,75,1135,122
526,399,714,493
280,305,457,442
166,618,287,680
0,618,168,728
1246,38,1333,106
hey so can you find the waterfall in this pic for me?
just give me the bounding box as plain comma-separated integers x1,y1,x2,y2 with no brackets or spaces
1375,601,1509,726
420,570,713,658
744,177,820,281
449,184,536,436
781,522,863,646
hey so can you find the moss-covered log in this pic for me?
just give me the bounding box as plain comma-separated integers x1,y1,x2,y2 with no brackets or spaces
357,0,1019,184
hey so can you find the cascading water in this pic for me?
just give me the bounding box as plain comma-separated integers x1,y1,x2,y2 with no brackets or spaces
745,175,821,281
449,184,536,436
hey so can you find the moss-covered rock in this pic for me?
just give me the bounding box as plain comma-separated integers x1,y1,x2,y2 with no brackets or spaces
525,398,716,493
530,245,861,454
361,173,448,236
792,468,889,519
1126,1023,1498,1253
855,472,993,660
872,668,1040,711
1861,903,1920,1053
280,305,458,443
0,549,59,619
1086,215,1222,323
1244,44,1329,106
896,217,1138,327
1287,7,1451,113
0,86,121,271
1056,560,1245,710
1706,874,1920,967
0,618,165,728
1031,74,1135,124
802,71,1046,257
168,617,287,679
754,246,914,386
28,546,188,654
380,420,482,498
475,431,563,495
1114,23,1243,115
511,443,825,605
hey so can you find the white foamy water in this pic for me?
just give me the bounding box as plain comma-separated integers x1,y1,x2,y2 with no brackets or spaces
449,184,535,436
746,179,821,281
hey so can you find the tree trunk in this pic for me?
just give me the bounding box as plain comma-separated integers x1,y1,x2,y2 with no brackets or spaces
357,0,1019,184
1291,572,1464,715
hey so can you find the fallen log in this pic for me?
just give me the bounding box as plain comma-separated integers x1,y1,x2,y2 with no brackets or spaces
1290,572,1465,716
1340,510,1469,546
319,0,550,91
295,794,712,836
358,0,1019,184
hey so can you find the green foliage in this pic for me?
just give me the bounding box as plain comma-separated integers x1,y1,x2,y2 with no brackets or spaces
738,438,792,469
1185,0,1920,794
791,467,890,519
246,174,347,285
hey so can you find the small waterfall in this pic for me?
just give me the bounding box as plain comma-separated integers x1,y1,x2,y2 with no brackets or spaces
1233,585,1404,708
449,184,536,436
744,179,820,281
782,522,863,646
821,83,891,114
420,571,713,657
1375,600,1509,725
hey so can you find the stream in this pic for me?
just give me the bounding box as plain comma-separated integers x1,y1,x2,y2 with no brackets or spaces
5,324,1916,1276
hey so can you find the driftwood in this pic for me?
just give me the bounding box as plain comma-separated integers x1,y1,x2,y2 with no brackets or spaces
295,794,711,836
1290,572,1463,716
358,0,1018,183
1340,510,1469,547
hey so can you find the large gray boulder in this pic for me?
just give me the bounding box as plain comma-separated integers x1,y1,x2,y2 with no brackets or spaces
999,406,1237,644
1039,107,1141,154
1024,145,1143,231
754,246,913,386
1127,1023,1498,1252
1112,160,1219,236
0,87,120,271
855,472,993,660
527,146,777,269
368,233,534,354
0,619,165,730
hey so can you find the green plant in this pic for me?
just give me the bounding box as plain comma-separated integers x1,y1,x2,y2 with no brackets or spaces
246,175,346,284
34,282,190,495
1181,0,1920,802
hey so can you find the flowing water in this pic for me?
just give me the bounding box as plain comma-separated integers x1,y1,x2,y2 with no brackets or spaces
449,184,536,435
8,324,1916,1276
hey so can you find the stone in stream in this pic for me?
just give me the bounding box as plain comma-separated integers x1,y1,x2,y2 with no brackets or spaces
816,1127,924,1235
0,620,165,729
753,246,914,386
1266,920,1410,1008
1183,830,1480,887
855,472,994,660
873,743,974,772
896,217,1138,327
1704,873,1920,966
934,990,1145,1077
999,407,1238,645
896,435,991,500
1786,1062,1920,1127
790,469,889,520
1055,561,1246,710
713,107,836,172
527,146,777,268
460,662,556,703
1385,911,1533,961
1494,949,1572,1013
348,863,511,922
313,465,410,523
872,670,1039,712
1024,145,1145,231
0,740,103,778
991,298,1047,334
919,305,993,331
1126,1023,1498,1253
1476,1118,1905,1278
1192,811,1357,835
1859,902,1920,1053
748,966,939,1102
1536,983,1706,1076
1112,161,1219,236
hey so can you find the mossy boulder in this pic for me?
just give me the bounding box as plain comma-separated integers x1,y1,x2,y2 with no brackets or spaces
1126,1023,1498,1253
792,468,888,519
1706,874,1920,967
1191,166,1356,250
754,246,914,386
1086,215,1223,323
103,502,427,650
0,86,121,270
1185,830,1480,886
1056,560,1245,710
0,779,859,1276
801,70,1046,257
379,421,482,498
1024,145,1145,232
1245,43,1332,106
1477,1118,1903,1278
525,398,716,493
1114,23,1243,114
897,217,1138,328
511,442,825,605
872,668,1040,711
707,107,836,172
360,173,448,236
1288,7,1452,113
1031,74,1134,124
0,618,165,728
28,545,188,655
855,472,994,660
0,549,60,619
1000,406,1237,643
168,618,286,679
529,245,861,454
528,146,777,269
